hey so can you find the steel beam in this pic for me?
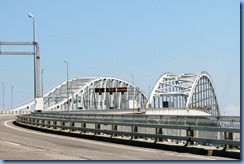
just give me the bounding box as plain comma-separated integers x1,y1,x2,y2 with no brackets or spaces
0,51,34,55
0,41,34,45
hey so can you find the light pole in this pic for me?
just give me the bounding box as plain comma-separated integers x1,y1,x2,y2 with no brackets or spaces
131,75,135,113
28,13,37,99
41,69,44,97
28,13,36,42
2,82,4,110
11,86,13,109
28,13,42,111
64,61,69,112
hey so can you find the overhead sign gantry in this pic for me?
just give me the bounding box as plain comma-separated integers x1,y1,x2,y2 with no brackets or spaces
0,41,43,111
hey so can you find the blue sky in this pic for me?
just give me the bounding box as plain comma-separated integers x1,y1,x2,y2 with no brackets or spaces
0,0,240,116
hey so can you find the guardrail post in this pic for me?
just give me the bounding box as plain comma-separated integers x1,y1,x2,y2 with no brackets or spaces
37,119,41,126
42,120,45,127
111,125,118,137
31,118,34,125
30,118,33,125
62,121,65,130
47,120,50,128
131,126,138,139
70,122,75,132
54,121,57,129
155,128,163,142
216,117,221,148
95,124,101,135
185,127,194,146
224,132,234,150
81,123,86,133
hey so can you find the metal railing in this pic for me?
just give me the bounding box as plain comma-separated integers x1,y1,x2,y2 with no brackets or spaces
15,112,240,149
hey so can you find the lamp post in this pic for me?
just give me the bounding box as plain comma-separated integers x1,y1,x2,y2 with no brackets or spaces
28,13,39,98
28,13,37,98
2,82,4,110
28,13,36,42
41,69,44,97
131,75,135,113
64,61,69,112
28,13,37,99
28,13,42,111
11,86,13,109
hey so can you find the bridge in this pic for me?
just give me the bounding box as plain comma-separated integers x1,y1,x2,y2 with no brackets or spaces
0,72,240,160
2,71,220,116
2,76,148,114
0,13,239,160
147,71,220,116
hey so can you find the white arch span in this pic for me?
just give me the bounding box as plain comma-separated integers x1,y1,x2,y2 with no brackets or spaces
4,76,148,114
147,72,220,116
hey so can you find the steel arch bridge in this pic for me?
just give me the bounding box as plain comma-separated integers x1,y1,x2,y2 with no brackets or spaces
147,72,220,116
6,77,148,114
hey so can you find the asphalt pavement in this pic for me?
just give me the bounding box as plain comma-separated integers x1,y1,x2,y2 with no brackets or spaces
0,115,237,160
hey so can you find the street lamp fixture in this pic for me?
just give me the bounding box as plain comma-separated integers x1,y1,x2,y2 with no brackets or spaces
28,13,36,42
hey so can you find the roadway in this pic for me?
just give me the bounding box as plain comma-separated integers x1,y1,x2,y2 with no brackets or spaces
0,115,235,160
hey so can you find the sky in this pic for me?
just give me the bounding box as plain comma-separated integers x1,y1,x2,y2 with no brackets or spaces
0,0,240,116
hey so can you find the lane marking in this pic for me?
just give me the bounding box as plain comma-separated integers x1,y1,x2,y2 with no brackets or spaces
4,141,20,146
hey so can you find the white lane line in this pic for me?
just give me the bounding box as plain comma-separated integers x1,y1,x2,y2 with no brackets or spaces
4,141,20,146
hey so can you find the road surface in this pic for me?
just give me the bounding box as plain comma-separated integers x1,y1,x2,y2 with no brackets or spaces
0,115,235,160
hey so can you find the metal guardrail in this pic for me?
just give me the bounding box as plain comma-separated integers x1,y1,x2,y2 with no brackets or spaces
15,112,240,149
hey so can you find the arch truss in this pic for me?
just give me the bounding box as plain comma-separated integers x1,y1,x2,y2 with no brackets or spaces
7,77,148,114
147,72,220,116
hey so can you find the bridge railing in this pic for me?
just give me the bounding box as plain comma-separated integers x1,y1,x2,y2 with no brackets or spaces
15,112,240,149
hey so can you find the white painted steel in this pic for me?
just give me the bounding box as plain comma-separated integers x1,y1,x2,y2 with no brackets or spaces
4,77,148,114
147,72,220,116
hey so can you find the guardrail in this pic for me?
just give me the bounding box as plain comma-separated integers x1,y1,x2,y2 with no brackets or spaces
16,112,240,150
